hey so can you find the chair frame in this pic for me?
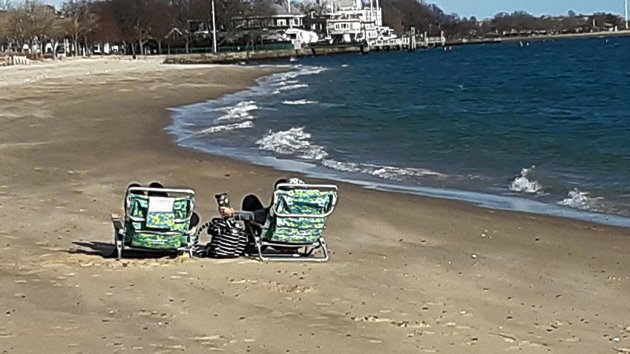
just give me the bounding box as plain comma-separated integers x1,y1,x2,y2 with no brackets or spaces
111,187,197,260
250,183,338,262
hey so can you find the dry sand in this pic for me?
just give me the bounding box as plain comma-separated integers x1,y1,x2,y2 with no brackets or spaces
0,58,629,353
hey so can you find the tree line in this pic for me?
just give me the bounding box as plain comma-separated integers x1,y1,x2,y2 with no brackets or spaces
382,0,626,38
0,0,626,56
0,0,279,56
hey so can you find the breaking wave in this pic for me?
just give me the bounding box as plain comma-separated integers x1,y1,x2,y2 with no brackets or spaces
254,125,446,183
557,188,604,212
277,83,309,91
256,127,328,160
216,101,258,122
282,99,319,105
321,159,446,182
271,79,300,87
200,121,253,134
509,166,543,194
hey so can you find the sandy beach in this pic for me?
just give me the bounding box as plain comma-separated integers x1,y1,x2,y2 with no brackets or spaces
0,57,629,353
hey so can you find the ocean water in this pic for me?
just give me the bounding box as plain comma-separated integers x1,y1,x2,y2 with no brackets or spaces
168,37,630,227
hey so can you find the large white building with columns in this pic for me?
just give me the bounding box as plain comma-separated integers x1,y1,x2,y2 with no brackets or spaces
319,0,396,44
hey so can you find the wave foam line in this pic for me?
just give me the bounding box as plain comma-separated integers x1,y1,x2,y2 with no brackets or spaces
256,127,328,161
216,101,258,122
282,99,319,105
321,159,446,181
200,121,253,134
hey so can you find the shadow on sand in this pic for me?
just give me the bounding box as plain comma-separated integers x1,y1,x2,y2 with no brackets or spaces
69,241,180,260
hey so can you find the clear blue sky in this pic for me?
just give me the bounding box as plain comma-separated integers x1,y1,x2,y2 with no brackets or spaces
43,0,628,19
428,0,627,19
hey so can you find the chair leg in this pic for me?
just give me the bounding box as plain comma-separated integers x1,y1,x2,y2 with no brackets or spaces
319,238,329,262
255,236,269,262
187,242,195,258
116,238,123,260
111,216,124,260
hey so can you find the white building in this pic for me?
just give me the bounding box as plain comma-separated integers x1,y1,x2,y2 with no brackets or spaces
320,0,397,45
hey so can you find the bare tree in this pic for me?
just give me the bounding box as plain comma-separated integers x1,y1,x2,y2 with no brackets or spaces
92,0,123,51
62,0,98,56
145,0,172,54
381,0,438,33
5,0,57,54
105,0,152,58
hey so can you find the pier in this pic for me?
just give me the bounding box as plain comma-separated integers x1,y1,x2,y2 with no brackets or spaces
401,30,447,51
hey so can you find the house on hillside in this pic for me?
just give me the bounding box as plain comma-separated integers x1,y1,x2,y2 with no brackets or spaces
231,4,306,31
322,0,396,45
230,3,320,47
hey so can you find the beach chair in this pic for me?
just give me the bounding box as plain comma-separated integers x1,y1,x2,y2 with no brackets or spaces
110,186,198,260
250,181,338,262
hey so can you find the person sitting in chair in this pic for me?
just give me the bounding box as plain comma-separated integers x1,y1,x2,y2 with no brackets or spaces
218,178,288,226
219,178,298,253
126,181,199,230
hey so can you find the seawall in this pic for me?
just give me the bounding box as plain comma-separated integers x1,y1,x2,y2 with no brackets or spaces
163,45,366,64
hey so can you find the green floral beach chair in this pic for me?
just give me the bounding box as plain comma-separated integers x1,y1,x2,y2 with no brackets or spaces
110,186,198,260
253,181,338,262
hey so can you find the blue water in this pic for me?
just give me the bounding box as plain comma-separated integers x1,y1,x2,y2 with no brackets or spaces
168,37,630,227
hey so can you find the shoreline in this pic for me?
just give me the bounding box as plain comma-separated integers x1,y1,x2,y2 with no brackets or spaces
447,29,630,46
1,58,629,352
167,63,630,229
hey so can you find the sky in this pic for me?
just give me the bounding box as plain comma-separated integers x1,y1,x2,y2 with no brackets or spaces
428,0,627,20
39,0,629,19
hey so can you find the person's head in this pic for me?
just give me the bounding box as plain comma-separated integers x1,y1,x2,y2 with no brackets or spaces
149,181,165,189
148,181,168,197
127,182,143,195
274,178,289,190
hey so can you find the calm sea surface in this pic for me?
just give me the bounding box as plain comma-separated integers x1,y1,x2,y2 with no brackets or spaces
168,37,630,227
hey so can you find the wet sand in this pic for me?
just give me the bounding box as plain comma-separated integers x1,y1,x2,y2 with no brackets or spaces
0,57,629,353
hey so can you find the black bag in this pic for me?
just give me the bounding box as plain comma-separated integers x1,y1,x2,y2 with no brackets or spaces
205,218,249,258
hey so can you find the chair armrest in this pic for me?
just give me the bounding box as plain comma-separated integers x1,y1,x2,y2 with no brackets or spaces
173,216,192,223
271,208,335,218
127,215,146,222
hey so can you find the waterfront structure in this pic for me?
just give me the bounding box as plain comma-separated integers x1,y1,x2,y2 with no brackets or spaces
231,4,306,31
314,0,399,46
230,0,398,48
230,4,319,47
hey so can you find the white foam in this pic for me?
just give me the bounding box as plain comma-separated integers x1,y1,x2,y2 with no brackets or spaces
271,79,300,87
321,159,446,181
216,101,258,122
321,160,362,173
277,83,309,91
200,121,253,134
370,165,445,181
266,66,327,84
282,99,319,105
256,127,328,161
557,188,604,212
509,166,543,194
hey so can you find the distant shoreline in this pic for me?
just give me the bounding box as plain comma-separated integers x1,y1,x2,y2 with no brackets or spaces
447,29,630,46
